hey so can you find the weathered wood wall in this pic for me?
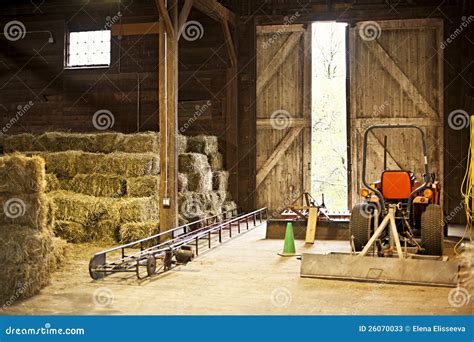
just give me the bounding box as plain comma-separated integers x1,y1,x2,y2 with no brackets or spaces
233,0,473,224
0,0,229,135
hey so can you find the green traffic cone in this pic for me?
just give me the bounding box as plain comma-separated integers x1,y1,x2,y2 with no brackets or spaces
278,222,298,257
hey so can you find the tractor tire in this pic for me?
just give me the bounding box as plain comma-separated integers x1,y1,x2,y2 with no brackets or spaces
349,204,372,251
421,204,444,256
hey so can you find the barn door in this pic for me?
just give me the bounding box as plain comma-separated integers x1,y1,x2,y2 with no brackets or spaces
256,25,312,213
349,19,444,207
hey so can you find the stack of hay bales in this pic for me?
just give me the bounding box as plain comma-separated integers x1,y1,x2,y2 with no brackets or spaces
0,154,67,306
0,132,237,244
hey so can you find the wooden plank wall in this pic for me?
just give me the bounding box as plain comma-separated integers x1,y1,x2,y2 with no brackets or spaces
233,0,473,224
0,0,229,137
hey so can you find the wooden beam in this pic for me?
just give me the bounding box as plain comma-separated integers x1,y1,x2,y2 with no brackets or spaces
256,32,302,97
193,0,236,27
159,5,178,230
155,0,175,37
222,20,237,67
256,117,310,129
178,0,194,40
111,22,159,36
363,40,438,118
256,24,305,34
256,126,303,188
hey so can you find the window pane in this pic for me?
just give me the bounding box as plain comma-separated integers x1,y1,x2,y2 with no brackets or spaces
68,30,111,67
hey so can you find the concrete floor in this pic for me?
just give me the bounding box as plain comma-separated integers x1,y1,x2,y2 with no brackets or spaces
3,223,472,315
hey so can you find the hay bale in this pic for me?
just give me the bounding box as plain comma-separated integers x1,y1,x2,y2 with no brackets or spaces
119,221,160,246
0,228,54,305
48,237,68,272
119,132,160,153
92,132,124,153
187,171,212,192
28,151,78,178
49,191,115,223
45,174,61,192
222,201,237,213
127,176,159,197
53,220,85,243
36,132,96,152
187,135,218,155
208,153,223,171
86,220,119,243
177,134,187,154
0,155,45,194
112,197,160,223
178,173,188,192
178,153,210,173
0,193,51,230
65,174,125,197
30,151,160,178
0,226,52,264
178,192,206,221
0,133,37,152
212,171,229,191
79,152,160,177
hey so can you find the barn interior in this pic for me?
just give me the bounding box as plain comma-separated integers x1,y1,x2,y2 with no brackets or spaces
0,0,472,315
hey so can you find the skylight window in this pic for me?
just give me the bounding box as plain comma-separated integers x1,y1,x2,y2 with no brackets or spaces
66,30,111,68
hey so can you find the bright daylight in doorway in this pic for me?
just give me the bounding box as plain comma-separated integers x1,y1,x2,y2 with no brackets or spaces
311,22,348,212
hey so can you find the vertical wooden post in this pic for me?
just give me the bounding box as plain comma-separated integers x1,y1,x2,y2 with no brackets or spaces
159,0,178,231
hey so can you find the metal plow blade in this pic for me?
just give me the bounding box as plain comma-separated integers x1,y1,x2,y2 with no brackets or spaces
300,253,459,287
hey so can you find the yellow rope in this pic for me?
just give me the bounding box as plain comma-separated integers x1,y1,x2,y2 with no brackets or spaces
456,115,473,254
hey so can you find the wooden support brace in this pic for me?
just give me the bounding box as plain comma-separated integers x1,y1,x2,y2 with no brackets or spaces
178,0,194,40
155,0,175,37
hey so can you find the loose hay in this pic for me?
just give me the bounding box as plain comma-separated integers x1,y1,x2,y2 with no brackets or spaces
65,174,125,197
0,154,45,194
127,176,159,197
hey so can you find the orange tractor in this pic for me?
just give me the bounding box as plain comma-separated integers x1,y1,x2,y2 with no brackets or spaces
300,125,458,287
350,124,444,256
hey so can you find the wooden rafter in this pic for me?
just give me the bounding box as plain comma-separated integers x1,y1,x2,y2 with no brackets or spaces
155,0,175,37
222,20,237,67
194,0,236,28
177,0,194,40
364,40,438,118
256,126,303,188
111,22,159,36
256,32,302,96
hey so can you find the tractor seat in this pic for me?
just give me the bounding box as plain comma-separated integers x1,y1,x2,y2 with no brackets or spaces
381,170,413,200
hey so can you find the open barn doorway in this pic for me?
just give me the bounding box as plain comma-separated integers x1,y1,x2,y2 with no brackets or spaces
311,22,348,212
